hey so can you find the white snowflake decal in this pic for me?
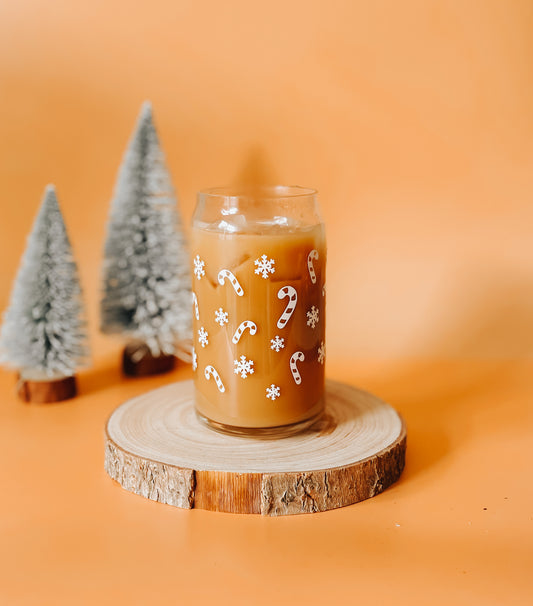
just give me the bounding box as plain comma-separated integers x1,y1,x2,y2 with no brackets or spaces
234,355,254,378
198,326,209,348
254,254,275,279
214,307,229,326
266,384,281,401
306,305,319,329
193,255,205,280
318,341,325,365
270,335,285,352
192,347,198,370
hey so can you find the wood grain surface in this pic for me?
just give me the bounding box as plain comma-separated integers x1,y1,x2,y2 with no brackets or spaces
16,375,78,403
122,342,176,377
105,379,406,515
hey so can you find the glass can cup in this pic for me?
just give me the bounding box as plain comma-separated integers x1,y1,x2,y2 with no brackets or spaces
190,186,326,437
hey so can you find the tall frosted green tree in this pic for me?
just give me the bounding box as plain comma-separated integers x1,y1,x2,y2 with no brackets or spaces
101,102,191,359
0,185,89,378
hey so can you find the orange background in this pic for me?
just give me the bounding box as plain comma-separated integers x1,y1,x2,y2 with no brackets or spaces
0,1,531,604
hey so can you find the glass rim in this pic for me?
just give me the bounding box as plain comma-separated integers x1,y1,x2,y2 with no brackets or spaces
198,185,317,200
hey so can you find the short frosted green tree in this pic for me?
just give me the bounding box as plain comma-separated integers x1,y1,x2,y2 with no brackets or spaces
0,185,89,377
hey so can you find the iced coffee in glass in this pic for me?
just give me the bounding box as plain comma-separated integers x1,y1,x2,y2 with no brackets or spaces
191,186,326,437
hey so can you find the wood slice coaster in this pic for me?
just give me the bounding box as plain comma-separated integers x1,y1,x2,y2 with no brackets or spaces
105,380,406,516
122,342,176,377
17,374,77,403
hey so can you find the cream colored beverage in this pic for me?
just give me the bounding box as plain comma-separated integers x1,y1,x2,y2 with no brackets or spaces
191,186,326,436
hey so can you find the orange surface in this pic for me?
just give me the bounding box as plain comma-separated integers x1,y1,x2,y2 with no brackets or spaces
0,358,531,604
0,1,532,604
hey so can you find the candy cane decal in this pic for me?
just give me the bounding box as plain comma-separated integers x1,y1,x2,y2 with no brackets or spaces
191,292,199,320
307,249,319,284
290,351,305,385
277,286,298,329
204,365,225,393
232,320,257,344
217,269,244,297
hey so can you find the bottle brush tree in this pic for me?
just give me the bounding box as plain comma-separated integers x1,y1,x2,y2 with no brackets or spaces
0,185,89,402
101,101,191,375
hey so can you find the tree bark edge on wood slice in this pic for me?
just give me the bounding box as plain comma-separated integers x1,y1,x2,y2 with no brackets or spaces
17,374,78,403
122,341,176,377
104,380,407,516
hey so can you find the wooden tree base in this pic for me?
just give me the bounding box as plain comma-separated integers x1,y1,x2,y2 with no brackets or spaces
17,374,77,403
105,380,406,516
122,342,176,377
